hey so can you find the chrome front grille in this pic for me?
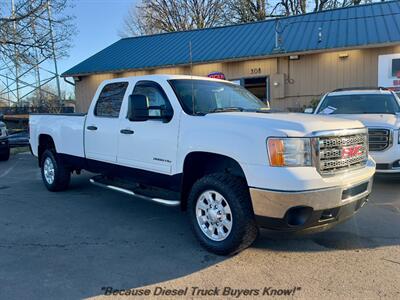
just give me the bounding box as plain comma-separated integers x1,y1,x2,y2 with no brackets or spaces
317,131,368,174
368,128,391,151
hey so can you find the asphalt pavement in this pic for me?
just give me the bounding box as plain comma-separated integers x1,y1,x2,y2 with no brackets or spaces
0,153,399,299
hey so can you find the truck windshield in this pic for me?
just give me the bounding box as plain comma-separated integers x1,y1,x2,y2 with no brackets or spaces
317,94,400,115
169,79,269,115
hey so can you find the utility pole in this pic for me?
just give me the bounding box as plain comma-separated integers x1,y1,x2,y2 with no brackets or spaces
31,2,42,105
12,0,21,105
47,0,62,106
0,0,65,108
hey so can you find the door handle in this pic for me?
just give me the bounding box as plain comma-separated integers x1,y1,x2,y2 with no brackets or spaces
87,125,98,131
120,129,134,135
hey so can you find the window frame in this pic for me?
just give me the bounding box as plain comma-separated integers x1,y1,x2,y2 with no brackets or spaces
129,80,174,122
94,81,129,118
167,79,268,116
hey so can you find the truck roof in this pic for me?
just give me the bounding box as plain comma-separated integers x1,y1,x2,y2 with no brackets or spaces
101,74,231,84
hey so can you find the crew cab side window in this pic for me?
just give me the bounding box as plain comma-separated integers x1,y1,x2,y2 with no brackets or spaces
132,81,173,117
95,82,128,117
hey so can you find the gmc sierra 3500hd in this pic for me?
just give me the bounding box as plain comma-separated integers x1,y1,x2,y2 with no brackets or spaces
30,75,376,255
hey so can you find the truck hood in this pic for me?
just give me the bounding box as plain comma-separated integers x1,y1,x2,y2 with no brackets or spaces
327,114,400,129
204,112,365,136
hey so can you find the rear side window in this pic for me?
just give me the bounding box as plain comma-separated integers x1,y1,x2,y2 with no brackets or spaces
95,82,128,117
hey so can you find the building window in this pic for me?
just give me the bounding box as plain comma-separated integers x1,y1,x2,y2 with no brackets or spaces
95,82,128,117
392,58,400,78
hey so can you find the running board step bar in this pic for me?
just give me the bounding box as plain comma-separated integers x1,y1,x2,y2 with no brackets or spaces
89,178,180,207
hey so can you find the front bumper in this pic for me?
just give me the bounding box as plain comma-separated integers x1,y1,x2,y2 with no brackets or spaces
374,161,400,173
250,176,373,232
370,142,400,173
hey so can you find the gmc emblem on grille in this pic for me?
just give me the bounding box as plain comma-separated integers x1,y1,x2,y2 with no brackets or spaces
342,145,363,159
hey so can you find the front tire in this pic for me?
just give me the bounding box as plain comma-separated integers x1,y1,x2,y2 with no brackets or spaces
41,150,70,191
188,173,258,255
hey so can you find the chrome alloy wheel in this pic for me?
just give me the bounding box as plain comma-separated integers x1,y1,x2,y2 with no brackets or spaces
195,190,233,241
43,157,55,184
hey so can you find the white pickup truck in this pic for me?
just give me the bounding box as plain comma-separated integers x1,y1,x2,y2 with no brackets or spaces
30,75,375,255
310,88,400,174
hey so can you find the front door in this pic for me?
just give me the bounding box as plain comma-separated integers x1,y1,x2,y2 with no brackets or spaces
117,80,179,175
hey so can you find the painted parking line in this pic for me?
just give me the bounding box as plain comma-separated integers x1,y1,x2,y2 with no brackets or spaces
0,166,15,178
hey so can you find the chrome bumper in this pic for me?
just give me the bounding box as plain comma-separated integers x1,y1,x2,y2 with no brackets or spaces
250,177,373,220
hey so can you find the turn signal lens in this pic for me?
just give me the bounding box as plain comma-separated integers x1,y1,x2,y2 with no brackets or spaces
267,139,285,166
267,138,312,167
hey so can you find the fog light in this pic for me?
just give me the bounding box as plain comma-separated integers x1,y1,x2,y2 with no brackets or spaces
321,209,334,220
285,206,313,226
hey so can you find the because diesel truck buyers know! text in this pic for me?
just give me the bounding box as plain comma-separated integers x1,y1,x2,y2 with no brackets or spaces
29,75,376,255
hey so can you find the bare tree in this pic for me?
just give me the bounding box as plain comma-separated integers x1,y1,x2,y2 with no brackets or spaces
120,0,226,37
0,0,75,67
225,0,268,23
26,84,67,113
121,0,385,36
226,0,384,22
271,1,303,16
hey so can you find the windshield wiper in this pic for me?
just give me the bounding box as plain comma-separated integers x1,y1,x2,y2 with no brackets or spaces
208,107,245,113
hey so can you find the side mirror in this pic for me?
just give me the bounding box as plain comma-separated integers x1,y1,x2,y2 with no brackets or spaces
128,94,174,122
304,107,314,114
148,106,173,122
128,94,149,121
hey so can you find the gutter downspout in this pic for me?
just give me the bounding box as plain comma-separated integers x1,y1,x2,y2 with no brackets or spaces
63,77,75,86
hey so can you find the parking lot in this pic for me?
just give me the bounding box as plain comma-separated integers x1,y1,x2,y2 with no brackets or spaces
0,153,399,299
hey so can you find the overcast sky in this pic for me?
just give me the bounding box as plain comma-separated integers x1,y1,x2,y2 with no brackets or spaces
60,0,135,95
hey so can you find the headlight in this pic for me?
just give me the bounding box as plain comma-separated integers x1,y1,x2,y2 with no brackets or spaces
267,138,312,167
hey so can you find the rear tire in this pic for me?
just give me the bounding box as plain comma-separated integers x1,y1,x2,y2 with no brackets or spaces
41,150,70,191
0,145,10,161
188,173,258,255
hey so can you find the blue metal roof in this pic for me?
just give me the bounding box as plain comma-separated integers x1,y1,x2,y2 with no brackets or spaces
62,1,400,77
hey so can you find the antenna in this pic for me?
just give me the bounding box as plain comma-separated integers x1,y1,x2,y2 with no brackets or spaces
189,41,195,115
272,19,285,54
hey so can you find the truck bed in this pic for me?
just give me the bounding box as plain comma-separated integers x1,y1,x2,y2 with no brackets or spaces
30,114,87,158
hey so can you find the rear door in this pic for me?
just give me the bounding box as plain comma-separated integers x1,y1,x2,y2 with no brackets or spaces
85,81,129,163
117,80,179,175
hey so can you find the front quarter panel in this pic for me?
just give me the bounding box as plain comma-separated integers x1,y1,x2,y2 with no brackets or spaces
176,113,284,175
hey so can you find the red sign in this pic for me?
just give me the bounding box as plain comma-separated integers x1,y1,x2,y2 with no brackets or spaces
208,72,226,80
342,145,363,159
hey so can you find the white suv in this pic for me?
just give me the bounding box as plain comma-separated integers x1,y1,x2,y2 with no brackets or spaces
308,88,400,173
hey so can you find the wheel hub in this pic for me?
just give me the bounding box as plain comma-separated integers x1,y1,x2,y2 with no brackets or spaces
43,157,55,184
208,208,220,223
195,190,233,241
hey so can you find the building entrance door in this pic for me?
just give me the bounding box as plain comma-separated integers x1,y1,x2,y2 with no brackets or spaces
243,76,270,104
